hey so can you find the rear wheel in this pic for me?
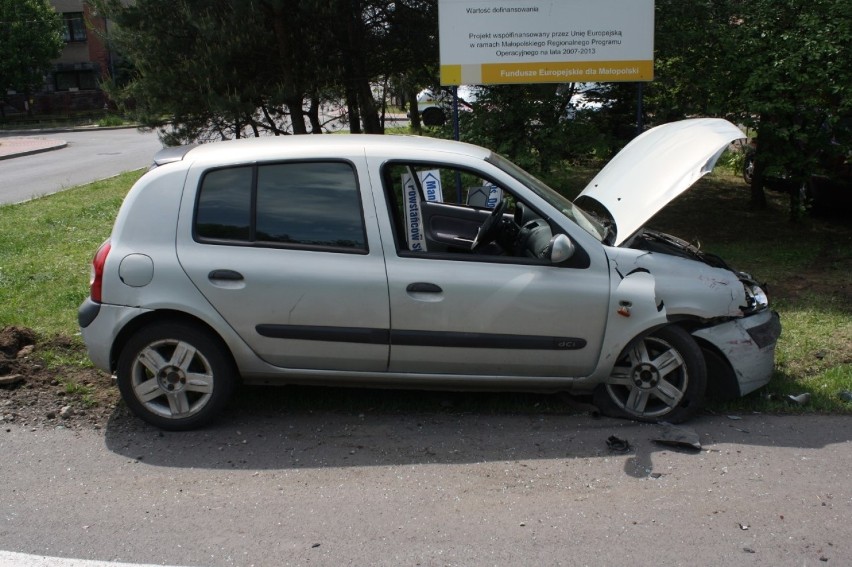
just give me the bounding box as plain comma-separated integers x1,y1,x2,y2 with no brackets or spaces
595,326,706,423
117,321,236,430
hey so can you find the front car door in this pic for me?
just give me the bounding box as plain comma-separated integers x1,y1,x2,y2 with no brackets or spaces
370,154,611,379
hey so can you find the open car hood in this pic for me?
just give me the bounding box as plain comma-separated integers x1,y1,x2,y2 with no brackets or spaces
576,118,746,246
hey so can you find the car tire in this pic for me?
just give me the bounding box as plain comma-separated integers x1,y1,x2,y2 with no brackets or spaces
116,321,237,431
421,107,446,127
594,326,707,423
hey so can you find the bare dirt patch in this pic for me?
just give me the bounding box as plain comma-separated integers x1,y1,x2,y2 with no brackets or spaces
0,326,121,430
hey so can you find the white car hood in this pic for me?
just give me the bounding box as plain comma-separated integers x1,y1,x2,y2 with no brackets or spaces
577,118,746,246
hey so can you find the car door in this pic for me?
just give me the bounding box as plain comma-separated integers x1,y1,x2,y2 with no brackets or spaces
373,158,611,378
176,157,390,372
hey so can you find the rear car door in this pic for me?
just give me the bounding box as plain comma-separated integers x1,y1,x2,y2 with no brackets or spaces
176,157,390,371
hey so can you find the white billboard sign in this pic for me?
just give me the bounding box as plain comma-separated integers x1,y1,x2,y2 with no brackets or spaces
439,0,654,85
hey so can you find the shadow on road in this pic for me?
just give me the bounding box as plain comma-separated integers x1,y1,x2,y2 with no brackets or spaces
102,385,852,478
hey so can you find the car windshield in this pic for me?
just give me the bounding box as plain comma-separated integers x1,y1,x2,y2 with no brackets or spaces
487,152,609,242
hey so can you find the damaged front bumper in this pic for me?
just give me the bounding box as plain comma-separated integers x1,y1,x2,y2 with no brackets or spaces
693,309,781,396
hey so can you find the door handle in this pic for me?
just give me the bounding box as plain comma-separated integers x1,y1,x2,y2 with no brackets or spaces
406,282,442,293
208,269,244,281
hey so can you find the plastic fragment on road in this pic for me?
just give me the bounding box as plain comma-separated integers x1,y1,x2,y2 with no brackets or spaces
786,393,811,405
653,423,701,451
0,374,24,386
606,435,631,453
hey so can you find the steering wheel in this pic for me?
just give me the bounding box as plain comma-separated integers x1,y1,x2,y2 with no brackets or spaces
471,198,508,250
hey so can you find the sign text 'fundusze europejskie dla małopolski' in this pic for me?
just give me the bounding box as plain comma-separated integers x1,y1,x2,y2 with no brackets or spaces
438,0,654,85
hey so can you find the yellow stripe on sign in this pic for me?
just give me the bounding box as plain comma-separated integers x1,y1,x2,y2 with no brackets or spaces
442,60,652,84
440,65,463,86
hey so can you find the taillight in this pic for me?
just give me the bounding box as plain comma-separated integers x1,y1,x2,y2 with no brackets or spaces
90,240,111,303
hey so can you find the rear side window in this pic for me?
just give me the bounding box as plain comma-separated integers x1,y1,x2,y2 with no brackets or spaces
195,161,367,252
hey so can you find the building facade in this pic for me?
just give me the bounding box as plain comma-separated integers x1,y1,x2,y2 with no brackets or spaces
5,1,112,116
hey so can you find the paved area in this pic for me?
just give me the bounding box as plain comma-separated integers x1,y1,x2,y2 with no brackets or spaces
1,413,850,566
0,135,66,160
0,129,162,205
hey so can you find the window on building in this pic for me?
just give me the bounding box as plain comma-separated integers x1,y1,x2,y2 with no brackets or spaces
62,12,87,42
55,70,98,91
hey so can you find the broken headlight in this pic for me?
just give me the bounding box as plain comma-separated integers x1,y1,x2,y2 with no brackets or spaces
741,280,769,314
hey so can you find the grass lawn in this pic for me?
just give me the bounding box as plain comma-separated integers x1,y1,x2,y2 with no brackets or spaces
0,163,849,416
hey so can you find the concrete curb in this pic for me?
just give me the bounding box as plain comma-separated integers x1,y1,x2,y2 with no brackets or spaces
0,124,143,136
0,138,67,161
0,550,183,567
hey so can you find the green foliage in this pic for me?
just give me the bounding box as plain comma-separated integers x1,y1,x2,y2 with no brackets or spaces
0,0,63,97
94,0,279,142
736,0,851,177
649,0,742,121
459,83,614,175
648,0,851,216
93,0,439,141
718,148,746,176
0,170,142,334
96,114,128,127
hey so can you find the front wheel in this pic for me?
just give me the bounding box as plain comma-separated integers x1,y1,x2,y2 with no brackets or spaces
595,326,707,423
117,321,237,430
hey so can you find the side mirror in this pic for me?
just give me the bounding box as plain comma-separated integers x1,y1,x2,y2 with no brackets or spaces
549,234,575,264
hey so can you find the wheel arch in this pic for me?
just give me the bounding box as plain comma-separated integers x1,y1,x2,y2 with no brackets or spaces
594,322,709,423
693,336,741,400
109,309,237,375
669,316,742,400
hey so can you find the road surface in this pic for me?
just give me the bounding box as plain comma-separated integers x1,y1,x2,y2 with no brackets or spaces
0,129,162,205
0,409,849,567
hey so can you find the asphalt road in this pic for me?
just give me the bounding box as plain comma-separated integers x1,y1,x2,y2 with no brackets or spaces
0,411,849,566
0,129,162,205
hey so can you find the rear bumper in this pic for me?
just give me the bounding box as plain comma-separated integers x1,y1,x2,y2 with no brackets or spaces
77,298,101,328
78,300,151,373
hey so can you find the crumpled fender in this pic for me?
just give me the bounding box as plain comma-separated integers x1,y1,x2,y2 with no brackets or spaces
588,248,747,380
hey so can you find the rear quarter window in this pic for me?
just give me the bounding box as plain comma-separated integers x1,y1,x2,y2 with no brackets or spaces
195,166,252,241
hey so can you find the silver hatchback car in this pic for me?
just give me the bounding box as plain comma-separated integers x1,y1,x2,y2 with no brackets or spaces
79,119,780,430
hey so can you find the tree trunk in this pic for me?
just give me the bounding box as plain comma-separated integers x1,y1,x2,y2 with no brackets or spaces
750,163,768,210
247,116,260,137
265,3,307,135
407,89,421,133
260,105,285,135
356,78,382,134
342,0,382,134
345,85,362,134
307,96,323,133
286,97,308,135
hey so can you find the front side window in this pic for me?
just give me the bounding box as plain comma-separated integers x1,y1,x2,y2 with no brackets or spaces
381,161,561,262
487,152,608,242
195,161,366,252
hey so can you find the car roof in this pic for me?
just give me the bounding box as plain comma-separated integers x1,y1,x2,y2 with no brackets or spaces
153,134,492,167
